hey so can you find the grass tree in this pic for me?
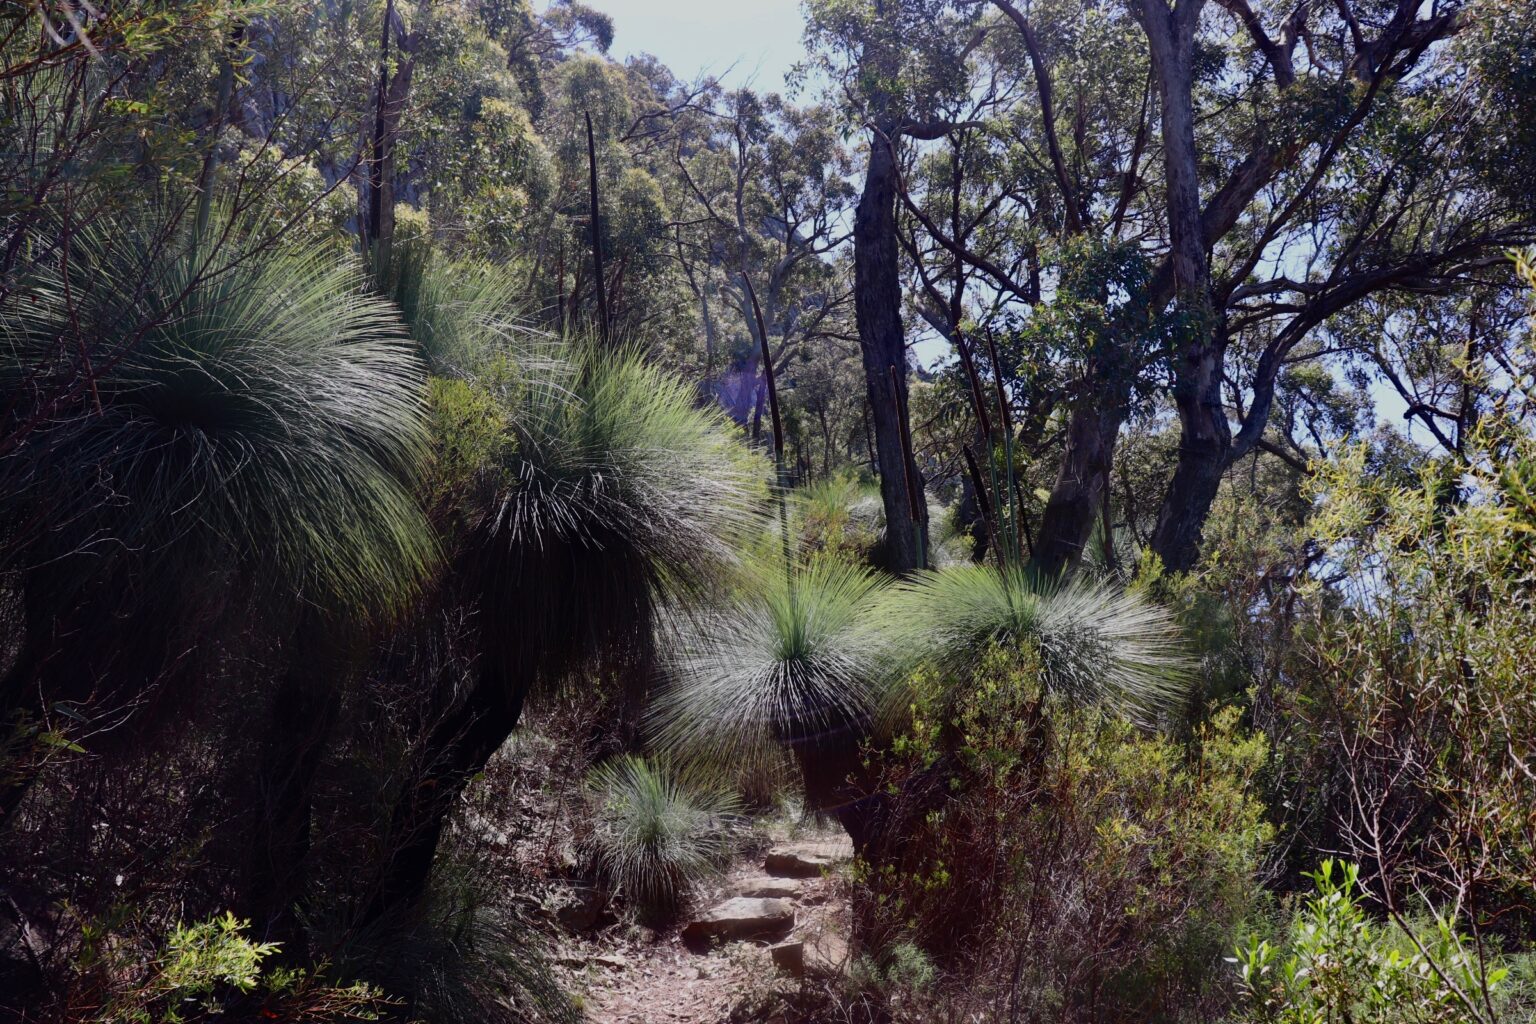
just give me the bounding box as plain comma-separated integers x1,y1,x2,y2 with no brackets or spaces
879,564,1189,724
650,557,893,849
365,280,764,918
0,214,436,933
0,220,433,713
584,756,740,922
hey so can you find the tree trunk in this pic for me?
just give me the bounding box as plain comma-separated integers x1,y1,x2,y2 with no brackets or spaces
1149,340,1230,572
854,125,928,572
791,736,884,856
1138,0,1226,574
362,657,525,924
244,618,348,955
1029,381,1129,580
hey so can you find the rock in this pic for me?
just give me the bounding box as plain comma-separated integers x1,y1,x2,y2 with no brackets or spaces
806,929,850,973
770,940,805,975
680,897,794,945
736,876,803,899
763,839,853,878
774,930,850,977
553,884,610,932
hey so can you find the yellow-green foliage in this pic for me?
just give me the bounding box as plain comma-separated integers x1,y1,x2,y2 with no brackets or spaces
1300,429,1536,922
75,912,387,1023
794,471,885,566
864,646,1271,1021
1234,861,1528,1024
426,374,516,527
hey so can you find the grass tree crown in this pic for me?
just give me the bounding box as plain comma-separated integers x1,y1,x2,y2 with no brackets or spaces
649,557,894,767
0,215,437,625
879,564,1190,723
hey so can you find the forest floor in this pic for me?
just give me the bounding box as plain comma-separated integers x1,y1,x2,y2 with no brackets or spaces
555,831,854,1024
462,725,855,1024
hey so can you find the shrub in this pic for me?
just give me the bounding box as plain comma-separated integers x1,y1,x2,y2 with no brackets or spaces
1279,433,1536,935
583,756,741,923
860,646,1271,1022
795,472,886,566
1233,860,1529,1024
61,911,389,1023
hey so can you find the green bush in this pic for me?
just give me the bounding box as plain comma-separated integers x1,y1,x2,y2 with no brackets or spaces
583,756,742,923
1233,861,1528,1024
861,646,1271,1022
67,912,388,1023
795,472,886,566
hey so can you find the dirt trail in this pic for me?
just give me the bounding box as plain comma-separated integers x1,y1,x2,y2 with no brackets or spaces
557,830,853,1024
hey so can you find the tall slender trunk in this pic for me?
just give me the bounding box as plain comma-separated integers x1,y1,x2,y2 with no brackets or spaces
854,124,928,572
585,111,610,343
365,0,394,255
193,24,245,241
1138,0,1226,573
364,0,420,270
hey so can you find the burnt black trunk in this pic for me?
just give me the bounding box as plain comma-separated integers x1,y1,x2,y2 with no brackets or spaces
244,617,350,955
790,735,884,857
361,659,525,924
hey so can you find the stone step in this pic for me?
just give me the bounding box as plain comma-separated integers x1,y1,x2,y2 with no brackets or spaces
735,876,805,899
770,929,850,977
680,897,795,946
763,838,853,878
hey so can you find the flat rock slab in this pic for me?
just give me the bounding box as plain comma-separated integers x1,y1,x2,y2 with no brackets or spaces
736,876,804,899
681,897,794,945
763,839,853,878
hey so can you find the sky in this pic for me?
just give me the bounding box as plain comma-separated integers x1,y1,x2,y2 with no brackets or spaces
571,0,810,96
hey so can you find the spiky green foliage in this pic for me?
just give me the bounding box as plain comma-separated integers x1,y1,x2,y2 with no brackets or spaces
881,565,1188,720
650,558,892,774
384,244,532,379
0,218,435,628
468,341,766,695
331,875,579,1024
584,756,741,922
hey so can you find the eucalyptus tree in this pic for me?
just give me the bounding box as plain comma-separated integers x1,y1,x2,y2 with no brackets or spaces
870,0,1532,575
804,0,991,571
670,89,857,435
